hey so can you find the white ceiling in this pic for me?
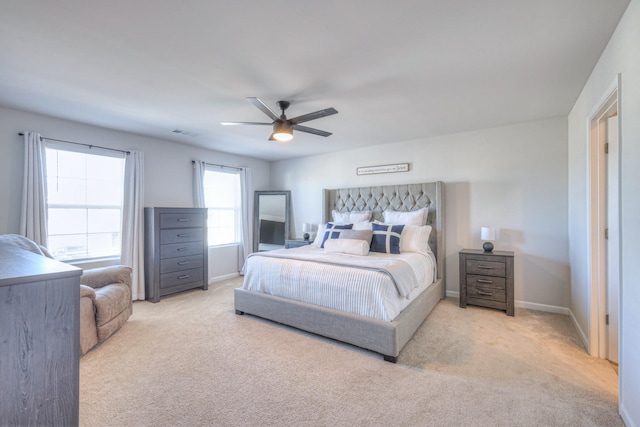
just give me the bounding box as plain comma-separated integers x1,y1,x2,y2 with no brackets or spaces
0,0,630,161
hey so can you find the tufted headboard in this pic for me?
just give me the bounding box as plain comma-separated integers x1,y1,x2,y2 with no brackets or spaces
323,181,445,281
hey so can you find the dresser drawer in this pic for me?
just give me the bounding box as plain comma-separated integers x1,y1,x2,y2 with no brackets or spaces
160,268,204,289
466,259,505,277
467,285,506,303
160,228,203,244
160,255,204,274
160,213,204,229
160,241,203,259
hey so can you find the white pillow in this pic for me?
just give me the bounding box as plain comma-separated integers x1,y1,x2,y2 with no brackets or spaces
312,223,327,246
332,210,372,224
324,238,370,256
352,221,373,231
383,209,427,226
400,225,433,254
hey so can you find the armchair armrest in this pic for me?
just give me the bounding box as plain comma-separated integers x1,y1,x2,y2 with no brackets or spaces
80,265,132,289
80,284,96,299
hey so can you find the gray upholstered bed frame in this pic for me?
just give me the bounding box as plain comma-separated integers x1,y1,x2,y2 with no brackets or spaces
234,181,445,363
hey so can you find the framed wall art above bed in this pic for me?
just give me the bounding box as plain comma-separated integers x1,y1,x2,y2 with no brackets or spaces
235,181,445,363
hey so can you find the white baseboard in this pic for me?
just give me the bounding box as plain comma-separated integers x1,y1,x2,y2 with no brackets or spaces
515,300,568,315
445,290,570,315
209,272,240,284
568,308,589,350
620,402,638,427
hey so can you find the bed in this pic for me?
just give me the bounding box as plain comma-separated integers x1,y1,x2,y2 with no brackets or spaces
234,181,445,362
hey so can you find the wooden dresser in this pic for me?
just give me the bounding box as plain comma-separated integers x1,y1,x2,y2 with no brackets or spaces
459,249,514,316
144,207,208,302
0,245,82,426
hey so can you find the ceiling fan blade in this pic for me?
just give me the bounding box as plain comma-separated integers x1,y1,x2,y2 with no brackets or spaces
246,97,280,121
220,121,272,126
289,107,338,124
292,124,333,137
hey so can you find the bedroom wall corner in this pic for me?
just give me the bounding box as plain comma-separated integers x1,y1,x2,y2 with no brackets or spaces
567,0,640,424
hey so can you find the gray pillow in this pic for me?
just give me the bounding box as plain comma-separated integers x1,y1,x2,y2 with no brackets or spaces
339,229,373,245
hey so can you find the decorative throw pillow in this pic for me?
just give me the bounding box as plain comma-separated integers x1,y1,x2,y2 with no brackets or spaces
312,223,327,246
383,209,427,226
332,210,372,224
400,225,432,254
370,223,405,254
339,229,373,246
324,238,370,256
320,223,353,248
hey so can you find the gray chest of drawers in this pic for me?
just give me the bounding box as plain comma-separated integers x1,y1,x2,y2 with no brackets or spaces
144,207,208,302
459,249,514,316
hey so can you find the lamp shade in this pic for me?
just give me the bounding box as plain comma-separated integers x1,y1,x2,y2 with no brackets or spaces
302,223,313,233
480,227,495,241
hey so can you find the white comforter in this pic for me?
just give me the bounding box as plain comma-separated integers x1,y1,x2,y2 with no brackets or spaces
242,246,436,321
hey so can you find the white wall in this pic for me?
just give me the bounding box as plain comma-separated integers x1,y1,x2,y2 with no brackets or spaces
568,0,639,425
271,117,569,311
0,106,271,280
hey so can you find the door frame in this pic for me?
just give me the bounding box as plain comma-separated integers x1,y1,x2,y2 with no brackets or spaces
586,75,621,359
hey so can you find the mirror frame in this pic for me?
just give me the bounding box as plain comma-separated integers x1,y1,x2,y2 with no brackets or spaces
253,190,291,252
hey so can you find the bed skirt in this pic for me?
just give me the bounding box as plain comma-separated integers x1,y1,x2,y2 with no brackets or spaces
234,277,444,362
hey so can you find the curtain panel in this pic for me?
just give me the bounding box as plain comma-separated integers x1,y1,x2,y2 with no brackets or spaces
121,150,145,300
20,132,48,246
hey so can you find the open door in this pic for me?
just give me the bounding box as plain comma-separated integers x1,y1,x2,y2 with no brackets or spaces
606,114,619,364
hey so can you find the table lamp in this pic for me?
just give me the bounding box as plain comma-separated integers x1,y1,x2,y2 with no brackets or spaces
481,227,495,252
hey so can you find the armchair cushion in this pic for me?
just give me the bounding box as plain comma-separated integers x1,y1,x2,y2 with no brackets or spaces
93,283,132,328
80,265,132,289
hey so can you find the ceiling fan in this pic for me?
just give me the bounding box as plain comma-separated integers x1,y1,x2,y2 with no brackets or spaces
221,97,338,142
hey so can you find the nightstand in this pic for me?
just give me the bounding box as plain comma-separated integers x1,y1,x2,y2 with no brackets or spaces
285,239,312,249
459,249,514,316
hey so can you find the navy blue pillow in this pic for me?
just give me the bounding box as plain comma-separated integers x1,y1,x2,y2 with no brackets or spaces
370,223,405,254
321,223,353,248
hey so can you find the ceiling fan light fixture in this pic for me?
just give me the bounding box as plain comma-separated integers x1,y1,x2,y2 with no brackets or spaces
272,121,293,142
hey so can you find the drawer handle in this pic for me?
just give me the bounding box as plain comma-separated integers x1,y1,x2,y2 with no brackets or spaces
476,279,493,284
477,290,493,296
177,261,190,265
177,233,190,237
177,275,190,280
177,218,191,222
177,247,189,251
477,265,493,269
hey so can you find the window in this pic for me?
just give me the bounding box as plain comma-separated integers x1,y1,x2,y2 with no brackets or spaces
203,168,241,246
45,146,125,261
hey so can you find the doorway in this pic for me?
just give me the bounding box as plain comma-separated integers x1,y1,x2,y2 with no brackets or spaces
587,76,620,366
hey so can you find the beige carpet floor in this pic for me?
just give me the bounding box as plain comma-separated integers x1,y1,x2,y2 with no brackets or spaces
79,277,621,426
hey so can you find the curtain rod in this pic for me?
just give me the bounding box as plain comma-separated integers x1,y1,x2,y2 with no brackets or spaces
192,160,242,171
19,133,130,155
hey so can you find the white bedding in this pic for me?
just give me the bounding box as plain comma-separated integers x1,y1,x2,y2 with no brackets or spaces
242,245,436,321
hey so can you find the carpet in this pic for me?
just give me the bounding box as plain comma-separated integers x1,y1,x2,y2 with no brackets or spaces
79,277,621,426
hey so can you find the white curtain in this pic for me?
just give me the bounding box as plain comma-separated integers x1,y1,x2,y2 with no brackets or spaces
20,132,48,246
238,167,253,271
121,150,145,300
192,160,206,208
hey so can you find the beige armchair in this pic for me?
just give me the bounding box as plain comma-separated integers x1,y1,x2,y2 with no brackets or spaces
79,265,133,355
0,234,133,356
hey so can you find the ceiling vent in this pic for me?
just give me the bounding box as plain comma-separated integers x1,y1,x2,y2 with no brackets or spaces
171,129,200,137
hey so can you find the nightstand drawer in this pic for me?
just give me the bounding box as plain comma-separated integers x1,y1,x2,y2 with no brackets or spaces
467,284,506,303
466,259,505,277
466,274,506,290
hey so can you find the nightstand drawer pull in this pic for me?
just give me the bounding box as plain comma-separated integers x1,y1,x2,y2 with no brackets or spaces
477,265,493,269
476,279,493,284
177,274,190,280
177,261,190,265
177,247,189,251
476,290,493,296
177,233,190,237
177,218,191,222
